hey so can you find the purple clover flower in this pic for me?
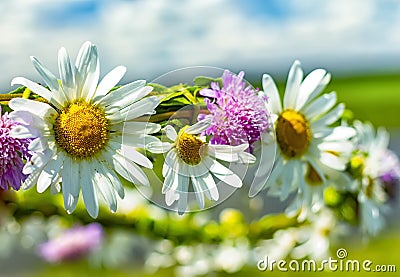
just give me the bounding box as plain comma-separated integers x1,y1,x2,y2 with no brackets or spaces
38,223,103,263
199,70,270,152
0,105,31,190
378,150,400,200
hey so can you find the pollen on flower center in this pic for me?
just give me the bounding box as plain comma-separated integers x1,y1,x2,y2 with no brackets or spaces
54,101,109,159
176,130,207,165
276,109,311,158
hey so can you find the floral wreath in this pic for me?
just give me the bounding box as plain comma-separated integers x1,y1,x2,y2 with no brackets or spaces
1,41,399,269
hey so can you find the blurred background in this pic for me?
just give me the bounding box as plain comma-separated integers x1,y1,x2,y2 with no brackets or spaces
1,0,400,276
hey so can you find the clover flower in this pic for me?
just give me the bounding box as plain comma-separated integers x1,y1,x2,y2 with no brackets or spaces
199,70,270,152
0,106,31,190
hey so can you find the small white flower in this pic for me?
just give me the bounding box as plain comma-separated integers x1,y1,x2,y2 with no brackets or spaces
352,121,400,235
9,41,161,218
150,118,255,214
251,61,355,216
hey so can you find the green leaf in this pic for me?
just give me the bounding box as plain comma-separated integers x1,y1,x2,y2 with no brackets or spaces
148,83,170,94
160,90,187,103
8,86,27,94
193,76,222,87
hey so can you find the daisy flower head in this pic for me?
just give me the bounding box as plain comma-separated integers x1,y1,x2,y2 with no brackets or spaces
351,121,400,235
0,106,32,190
9,41,161,218
251,60,356,215
199,70,271,152
149,118,256,215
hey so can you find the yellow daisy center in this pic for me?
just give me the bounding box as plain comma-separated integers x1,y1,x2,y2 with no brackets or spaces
176,128,207,165
54,101,109,159
276,109,311,158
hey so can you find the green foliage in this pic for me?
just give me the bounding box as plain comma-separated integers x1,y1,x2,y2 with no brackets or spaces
193,76,222,87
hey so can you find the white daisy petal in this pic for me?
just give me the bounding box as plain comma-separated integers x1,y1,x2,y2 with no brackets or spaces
97,80,146,107
162,157,172,178
107,96,159,123
296,69,330,110
62,157,80,213
75,41,92,70
28,137,48,152
208,144,253,163
206,158,242,188
164,125,178,141
164,151,179,178
10,124,41,139
281,161,296,200
320,152,346,171
311,103,344,130
162,165,176,193
177,174,189,215
93,161,118,212
119,144,153,168
30,56,61,94
57,47,75,102
11,77,62,109
50,175,61,195
80,161,99,218
165,187,180,206
185,118,212,134
82,47,100,101
239,152,257,164
265,155,284,188
23,150,53,175
302,91,337,120
250,145,276,197
100,161,125,199
107,149,150,186
93,66,126,100
324,126,356,141
9,110,51,131
191,176,205,209
22,168,43,190
9,98,58,120
112,122,161,135
178,161,191,177
147,141,172,154
376,127,389,150
37,153,65,193
199,172,219,201
284,60,303,109
318,141,354,154
75,41,95,97
113,133,160,149
262,73,282,113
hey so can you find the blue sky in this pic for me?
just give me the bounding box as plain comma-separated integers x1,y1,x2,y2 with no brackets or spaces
0,0,399,91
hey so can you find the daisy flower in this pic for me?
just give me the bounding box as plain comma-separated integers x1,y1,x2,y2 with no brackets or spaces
38,223,103,263
250,61,355,215
150,118,255,214
0,105,32,190
351,121,400,235
9,41,161,218
199,70,270,152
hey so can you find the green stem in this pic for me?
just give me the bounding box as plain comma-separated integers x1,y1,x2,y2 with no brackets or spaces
136,108,210,123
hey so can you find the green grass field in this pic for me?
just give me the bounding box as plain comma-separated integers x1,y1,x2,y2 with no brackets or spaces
327,74,400,128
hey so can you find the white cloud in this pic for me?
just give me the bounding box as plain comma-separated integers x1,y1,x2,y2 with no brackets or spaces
0,0,399,92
